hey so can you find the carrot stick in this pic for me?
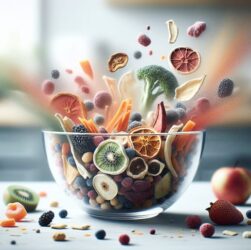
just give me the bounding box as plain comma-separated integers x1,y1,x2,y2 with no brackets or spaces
80,60,94,79
88,119,98,133
120,110,131,132
116,115,125,132
79,117,92,132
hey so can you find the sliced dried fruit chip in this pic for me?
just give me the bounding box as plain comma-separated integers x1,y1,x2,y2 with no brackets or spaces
166,19,178,44
169,47,200,74
129,127,161,159
175,75,206,102
127,157,148,179
80,60,94,79
108,53,129,72
51,93,87,123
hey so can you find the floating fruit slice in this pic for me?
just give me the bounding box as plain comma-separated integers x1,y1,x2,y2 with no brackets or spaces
50,93,87,124
175,75,206,102
164,123,183,178
154,173,172,199
118,71,137,101
3,185,39,212
93,139,129,175
169,47,200,74
166,19,178,44
129,127,161,159
108,53,128,72
127,157,148,179
152,101,167,132
93,173,118,200
80,59,94,79
148,159,165,176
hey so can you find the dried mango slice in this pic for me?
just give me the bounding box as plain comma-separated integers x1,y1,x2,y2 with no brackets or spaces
169,47,200,74
129,127,161,159
108,53,128,72
175,75,206,101
51,93,87,124
80,60,94,79
164,123,183,178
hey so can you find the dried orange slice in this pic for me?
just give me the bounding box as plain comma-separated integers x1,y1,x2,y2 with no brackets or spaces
169,47,200,74
50,93,87,124
129,127,161,159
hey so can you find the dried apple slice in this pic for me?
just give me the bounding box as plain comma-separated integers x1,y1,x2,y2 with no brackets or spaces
169,47,200,74
55,113,91,179
175,75,206,101
51,93,87,124
164,123,183,178
166,20,178,44
152,101,167,132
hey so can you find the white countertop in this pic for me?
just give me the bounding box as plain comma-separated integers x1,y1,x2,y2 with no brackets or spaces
0,181,250,249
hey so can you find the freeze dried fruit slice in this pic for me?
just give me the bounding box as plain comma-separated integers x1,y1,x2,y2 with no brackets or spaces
154,173,172,199
147,159,165,176
169,47,200,74
164,123,183,178
93,173,118,200
108,53,128,72
166,19,178,44
127,157,148,179
175,75,206,102
93,139,129,175
152,101,167,132
80,60,94,79
129,127,161,159
51,93,87,124
118,71,137,100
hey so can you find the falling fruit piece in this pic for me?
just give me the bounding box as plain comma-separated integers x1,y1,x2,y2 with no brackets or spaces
169,47,201,74
80,60,94,79
164,124,183,178
152,101,167,132
51,93,87,124
108,53,129,72
166,20,178,44
175,75,206,102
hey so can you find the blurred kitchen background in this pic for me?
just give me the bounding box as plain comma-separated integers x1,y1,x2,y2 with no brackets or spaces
0,0,251,181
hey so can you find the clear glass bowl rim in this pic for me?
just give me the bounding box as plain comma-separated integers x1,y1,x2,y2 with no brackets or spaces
43,130,204,136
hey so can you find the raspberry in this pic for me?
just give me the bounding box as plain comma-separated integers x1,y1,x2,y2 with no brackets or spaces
199,223,215,238
59,209,68,218
218,78,234,98
119,234,130,245
121,177,133,189
95,229,106,240
38,211,54,227
138,34,151,47
185,215,202,229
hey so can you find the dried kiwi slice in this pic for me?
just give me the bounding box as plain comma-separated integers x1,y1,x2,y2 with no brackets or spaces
3,185,39,212
93,139,129,175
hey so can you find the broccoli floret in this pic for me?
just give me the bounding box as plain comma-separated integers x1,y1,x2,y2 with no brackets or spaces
137,65,178,115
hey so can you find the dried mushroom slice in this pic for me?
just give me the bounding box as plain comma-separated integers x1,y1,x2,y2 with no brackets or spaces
108,53,128,72
175,75,206,102
147,159,165,176
93,173,118,201
127,157,148,179
164,123,184,178
55,113,92,179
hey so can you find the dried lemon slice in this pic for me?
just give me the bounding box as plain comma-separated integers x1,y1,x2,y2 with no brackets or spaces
129,127,161,159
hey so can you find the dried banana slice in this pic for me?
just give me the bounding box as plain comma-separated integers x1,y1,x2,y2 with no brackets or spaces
55,113,91,179
71,224,90,230
222,230,238,236
175,75,206,102
164,123,183,178
51,224,68,229
166,20,178,44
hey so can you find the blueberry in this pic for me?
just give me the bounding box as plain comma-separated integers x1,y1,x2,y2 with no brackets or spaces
166,109,179,124
246,210,251,219
218,78,234,98
175,102,186,111
134,51,142,59
125,148,136,160
73,176,86,189
123,200,133,209
59,209,68,218
94,114,105,125
10,240,16,245
176,108,186,119
54,143,61,153
95,229,106,240
84,100,94,111
86,178,93,187
130,112,142,122
51,69,60,79
127,121,142,132
67,156,76,167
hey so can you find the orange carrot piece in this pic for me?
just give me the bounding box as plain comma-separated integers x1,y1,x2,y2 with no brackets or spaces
88,119,98,133
116,115,125,132
79,117,92,132
0,218,16,227
120,110,131,132
175,120,196,151
106,100,127,132
80,60,94,79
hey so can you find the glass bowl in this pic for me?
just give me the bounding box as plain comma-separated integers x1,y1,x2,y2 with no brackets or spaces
43,130,205,220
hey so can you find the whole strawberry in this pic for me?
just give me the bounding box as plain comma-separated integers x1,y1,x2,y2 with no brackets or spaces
206,200,243,225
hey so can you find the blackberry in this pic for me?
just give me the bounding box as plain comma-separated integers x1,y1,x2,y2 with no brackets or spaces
71,125,95,156
38,211,54,227
218,78,234,98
